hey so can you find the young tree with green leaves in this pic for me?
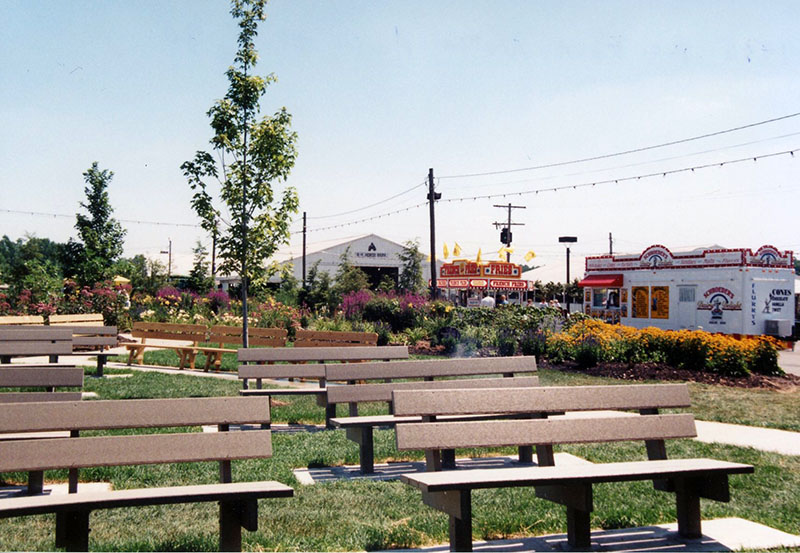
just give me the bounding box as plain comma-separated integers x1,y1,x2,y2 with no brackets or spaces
74,163,126,286
397,239,425,294
186,242,214,294
182,0,298,347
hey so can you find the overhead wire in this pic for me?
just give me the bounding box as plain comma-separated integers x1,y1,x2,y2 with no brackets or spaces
437,111,800,180
305,147,798,233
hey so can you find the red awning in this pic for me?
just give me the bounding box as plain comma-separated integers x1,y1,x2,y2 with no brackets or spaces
578,274,623,287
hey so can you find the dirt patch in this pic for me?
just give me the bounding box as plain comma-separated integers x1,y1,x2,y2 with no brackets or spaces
541,360,800,391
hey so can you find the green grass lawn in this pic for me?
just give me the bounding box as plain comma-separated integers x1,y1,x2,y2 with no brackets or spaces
3,364,792,550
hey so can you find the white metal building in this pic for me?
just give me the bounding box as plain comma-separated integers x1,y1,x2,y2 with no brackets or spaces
579,244,796,337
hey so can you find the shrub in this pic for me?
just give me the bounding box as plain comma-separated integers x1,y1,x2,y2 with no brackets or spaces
519,329,548,359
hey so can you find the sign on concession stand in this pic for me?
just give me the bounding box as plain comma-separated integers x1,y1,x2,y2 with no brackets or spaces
578,244,796,337
430,260,534,303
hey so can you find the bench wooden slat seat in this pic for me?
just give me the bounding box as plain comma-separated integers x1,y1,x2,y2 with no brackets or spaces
0,397,293,552
0,315,46,326
0,328,73,360
394,384,754,552
237,346,410,428
201,326,288,370
326,356,539,474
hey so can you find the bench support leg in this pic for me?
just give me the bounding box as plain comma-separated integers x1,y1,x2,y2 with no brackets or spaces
675,478,702,539
56,510,90,552
27,470,44,495
219,499,258,552
346,427,374,474
518,445,533,464
567,506,592,549
442,449,456,470
325,403,336,430
422,490,472,552
96,356,106,378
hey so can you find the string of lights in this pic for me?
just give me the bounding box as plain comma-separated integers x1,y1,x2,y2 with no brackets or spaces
437,111,800,180
1,208,202,228
305,147,797,233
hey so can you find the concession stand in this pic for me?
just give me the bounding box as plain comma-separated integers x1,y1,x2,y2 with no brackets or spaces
578,244,796,337
431,259,534,306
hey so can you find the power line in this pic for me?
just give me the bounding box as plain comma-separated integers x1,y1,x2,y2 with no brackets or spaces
306,180,427,220
438,111,800,180
305,146,797,233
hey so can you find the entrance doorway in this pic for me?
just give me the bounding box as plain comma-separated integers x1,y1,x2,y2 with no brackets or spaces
359,266,399,290
677,285,697,329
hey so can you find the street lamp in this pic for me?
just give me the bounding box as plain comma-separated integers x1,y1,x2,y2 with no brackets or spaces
558,236,577,312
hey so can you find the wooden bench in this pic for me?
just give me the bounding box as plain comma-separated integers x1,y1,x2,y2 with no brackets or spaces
125,322,209,369
200,325,288,371
0,315,45,326
293,329,378,347
48,313,105,326
394,384,754,551
0,397,293,551
327,356,540,474
237,345,410,428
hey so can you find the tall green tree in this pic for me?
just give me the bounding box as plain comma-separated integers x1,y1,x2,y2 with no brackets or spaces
74,162,126,286
397,240,425,294
182,0,298,346
186,242,214,294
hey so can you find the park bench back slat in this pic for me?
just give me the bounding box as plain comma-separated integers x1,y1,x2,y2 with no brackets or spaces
0,366,84,388
0,431,273,473
326,356,536,381
208,325,287,348
0,315,45,326
0,392,83,403
239,363,326,380
0,396,270,433
293,329,377,347
131,321,207,343
396,413,697,451
327,375,540,404
393,383,691,417
50,325,117,348
48,313,104,326
238,345,409,363
0,328,73,356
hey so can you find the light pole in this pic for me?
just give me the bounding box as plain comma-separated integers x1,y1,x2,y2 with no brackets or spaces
558,236,577,313
160,238,172,280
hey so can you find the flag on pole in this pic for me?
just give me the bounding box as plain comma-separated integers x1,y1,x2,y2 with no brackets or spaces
443,243,449,259
453,242,462,257
498,248,506,260
524,250,536,262
476,249,482,263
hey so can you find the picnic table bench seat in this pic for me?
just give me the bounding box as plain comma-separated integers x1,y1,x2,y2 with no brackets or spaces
0,365,84,404
394,384,754,551
326,356,539,473
0,397,293,552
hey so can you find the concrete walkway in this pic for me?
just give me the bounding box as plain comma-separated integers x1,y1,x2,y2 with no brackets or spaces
779,346,800,376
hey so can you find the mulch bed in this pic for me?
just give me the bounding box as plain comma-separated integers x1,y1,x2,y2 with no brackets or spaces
540,359,800,391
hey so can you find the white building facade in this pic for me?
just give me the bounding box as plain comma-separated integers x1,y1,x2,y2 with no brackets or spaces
579,244,795,337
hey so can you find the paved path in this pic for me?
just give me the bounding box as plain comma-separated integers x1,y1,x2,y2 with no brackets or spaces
779,347,800,376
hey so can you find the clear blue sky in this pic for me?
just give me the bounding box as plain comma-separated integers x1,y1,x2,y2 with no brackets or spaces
2,0,798,283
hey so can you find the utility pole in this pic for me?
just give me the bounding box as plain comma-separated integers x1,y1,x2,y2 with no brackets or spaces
609,232,613,255
211,230,217,276
299,211,307,290
558,236,577,312
492,203,526,261
427,168,441,300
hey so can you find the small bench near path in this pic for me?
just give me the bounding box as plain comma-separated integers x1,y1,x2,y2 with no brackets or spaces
327,356,539,474
395,384,754,552
0,397,293,552
238,345,410,427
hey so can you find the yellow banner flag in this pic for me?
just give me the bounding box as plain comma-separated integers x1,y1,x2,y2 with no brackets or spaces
443,243,449,259
524,250,536,262
476,249,482,263
453,242,462,256
426,254,431,262
498,248,506,260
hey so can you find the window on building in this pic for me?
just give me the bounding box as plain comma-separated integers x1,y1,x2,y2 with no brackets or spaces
592,288,607,308
679,287,696,302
